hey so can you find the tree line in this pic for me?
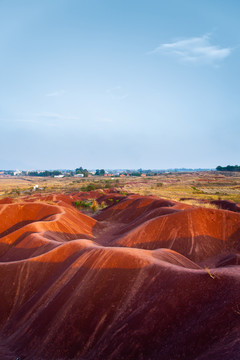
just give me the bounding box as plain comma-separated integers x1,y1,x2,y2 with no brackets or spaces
216,165,240,172
28,170,62,177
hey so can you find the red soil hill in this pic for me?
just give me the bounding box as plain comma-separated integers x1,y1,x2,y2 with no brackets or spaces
0,193,239,359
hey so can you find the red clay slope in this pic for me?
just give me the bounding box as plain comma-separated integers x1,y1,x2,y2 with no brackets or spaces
0,193,240,360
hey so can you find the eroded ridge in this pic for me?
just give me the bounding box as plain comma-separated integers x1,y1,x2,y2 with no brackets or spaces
0,191,240,360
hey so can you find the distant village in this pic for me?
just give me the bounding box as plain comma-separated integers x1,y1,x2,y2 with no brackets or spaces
0,166,214,178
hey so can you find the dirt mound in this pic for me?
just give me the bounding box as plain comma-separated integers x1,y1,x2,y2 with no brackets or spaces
94,195,175,222
0,193,240,359
0,197,14,204
216,253,240,267
211,199,240,212
96,193,126,206
115,207,240,261
0,201,97,262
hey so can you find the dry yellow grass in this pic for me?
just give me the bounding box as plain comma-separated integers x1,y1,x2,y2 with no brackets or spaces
1,172,240,206
179,199,219,209
204,266,219,279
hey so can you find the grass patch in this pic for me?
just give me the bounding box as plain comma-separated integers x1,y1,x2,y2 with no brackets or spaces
74,200,92,208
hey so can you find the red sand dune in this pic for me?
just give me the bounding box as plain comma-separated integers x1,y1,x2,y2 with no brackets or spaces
0,193,240,359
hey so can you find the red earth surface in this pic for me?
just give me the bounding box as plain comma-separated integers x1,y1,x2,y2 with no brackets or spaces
0,191,240,359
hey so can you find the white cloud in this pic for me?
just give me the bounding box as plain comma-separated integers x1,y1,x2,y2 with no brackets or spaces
46,90,66,97
15,118,60,128
34,112,80,121
106,86,128,100
151,34,232,64
16,119,40,124
98,117,113,123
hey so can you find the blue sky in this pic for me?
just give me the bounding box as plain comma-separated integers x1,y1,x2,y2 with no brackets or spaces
1,0,239,170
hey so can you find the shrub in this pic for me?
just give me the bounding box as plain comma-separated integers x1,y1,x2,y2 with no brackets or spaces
191,186,204,194
80,183,96,192
74,200,92,209
104,181,112,188
91,200,98,212
74,200,81,208
100,201,106,208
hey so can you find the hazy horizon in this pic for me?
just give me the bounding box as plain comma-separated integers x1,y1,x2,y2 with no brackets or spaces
1,167,215,172
1,0,240,170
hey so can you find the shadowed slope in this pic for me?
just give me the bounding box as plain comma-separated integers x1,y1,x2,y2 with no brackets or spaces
0,243,239,360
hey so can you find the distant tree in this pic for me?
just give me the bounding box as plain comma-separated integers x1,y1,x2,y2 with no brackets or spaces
75,167,84,174
28,170,62,177
83,170,89,177
75,167,89,177
52,170,62,176
4,170,14,176
216,165,240,172
95,169,105,176
131,172,141,177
